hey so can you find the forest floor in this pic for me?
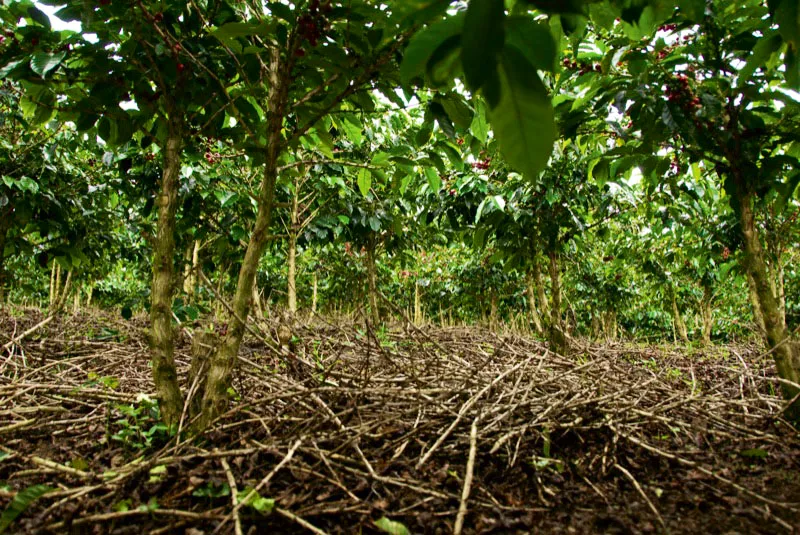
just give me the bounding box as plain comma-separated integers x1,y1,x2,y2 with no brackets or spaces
0,308,799,535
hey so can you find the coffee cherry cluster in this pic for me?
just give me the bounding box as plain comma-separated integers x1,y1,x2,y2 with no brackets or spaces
471,157,491,171
562,57,602,75
666,73,701,113
145,153,156,162
722,246,730,260
296,0,332,52
658,23,678,32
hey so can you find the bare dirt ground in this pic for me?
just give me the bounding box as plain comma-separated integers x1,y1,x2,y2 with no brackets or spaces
1,308,799,534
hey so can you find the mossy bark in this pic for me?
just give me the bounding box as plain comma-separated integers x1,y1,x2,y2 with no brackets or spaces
0,203,11,303
699,284,713,346
670,289,689,343
366,240,380,325
738,190,800,421
526,270,544,335
547,251,567,355
533,258,549,319
197,47,288,431
311,271,318,314
149,128,184,428
414,282,423,326
746,272,767,340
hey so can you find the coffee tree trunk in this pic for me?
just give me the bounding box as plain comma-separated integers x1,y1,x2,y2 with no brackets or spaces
311,271,318,314
738,189,800,420
149,128,184,428
547,251,567,355
699,284,713,345
526,270,544,335
0,204,11,303
746,273,768,340
670,289,689,343
533,258,549,319
414,283,423,325
287,191,298,314
197,48,288,430
366,241,380,325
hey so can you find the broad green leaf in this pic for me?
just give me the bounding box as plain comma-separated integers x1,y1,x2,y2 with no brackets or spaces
677,0,706,22
27,6,51,30
373,516,410,535
504,17,556,72
774,0,799,49
737,31,782,87
340,116,363,146
425,167,441,191
487,46,556,181
470,99,489,144
30,52,67,78
357,168,371,197
213,22,272,39
462,0,505,92
400,13,465,84
0,485,53,533
440,94,474,129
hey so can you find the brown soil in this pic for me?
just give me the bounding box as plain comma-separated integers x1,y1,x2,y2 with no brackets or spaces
1,308,798,534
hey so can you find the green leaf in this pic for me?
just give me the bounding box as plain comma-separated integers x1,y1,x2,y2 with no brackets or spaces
774,0,800,49
504,17,556,72
737,32,782,87
425,167,442,191
340,115,363,146
213,21,272,39
415,120,434,146
357,168,372,197
30,52,67,78
470,99,489,144
740,448,768,459
27,6,51,30
373,516,410,535
487,46,556,181
400,13,465,84
0,485,53,533
677,0,706,22
462,0,506,92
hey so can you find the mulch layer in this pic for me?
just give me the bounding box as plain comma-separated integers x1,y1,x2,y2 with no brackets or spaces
1,308,799,534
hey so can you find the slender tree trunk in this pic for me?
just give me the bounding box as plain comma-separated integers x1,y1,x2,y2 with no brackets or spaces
526,270,544,335
184,240,200,302
746,272,767,340
0,204,11,303
198,47,289,430
287,232,297,314
85,286,93,308
311,271,318,314
414,282,423,326
699,284,713,345
489,291,498,330
366,241,380,325
533,258,549,318
252,276,264,320
603,310,617,341
148,127,184,428
287,177,299,315
591,312,602,340
738,189,800,420
50,262,61,308
53,270,72,312
547,251,567,355
671,290,689,343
